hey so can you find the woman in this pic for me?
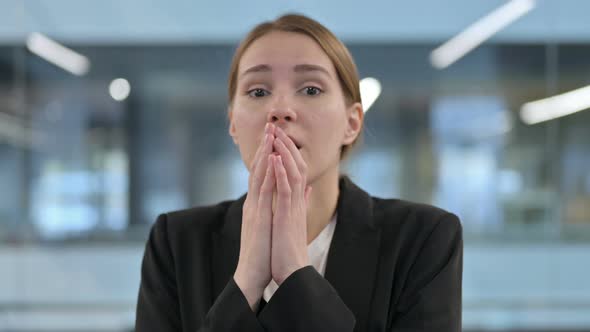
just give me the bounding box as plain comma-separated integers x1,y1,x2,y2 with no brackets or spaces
135,13,463,332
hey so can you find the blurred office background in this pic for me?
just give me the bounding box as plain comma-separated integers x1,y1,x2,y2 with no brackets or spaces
1,0,589,331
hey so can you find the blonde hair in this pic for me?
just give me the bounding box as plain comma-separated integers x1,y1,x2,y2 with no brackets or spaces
227,13,363,160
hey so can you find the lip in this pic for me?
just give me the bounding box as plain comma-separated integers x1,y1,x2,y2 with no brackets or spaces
270,135,302,152
287,135,302,149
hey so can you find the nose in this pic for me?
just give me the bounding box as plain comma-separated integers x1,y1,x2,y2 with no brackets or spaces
267,96,297,124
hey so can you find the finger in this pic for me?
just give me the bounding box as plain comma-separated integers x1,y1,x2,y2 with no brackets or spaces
249,123,273,172
304,185,312,206
249,133,271,185
249,133,274,199
273,137,304,199
257,155,276,222
273,155,291,224
274,126,307,176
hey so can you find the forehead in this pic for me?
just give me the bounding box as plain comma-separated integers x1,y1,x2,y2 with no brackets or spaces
237,31,337,78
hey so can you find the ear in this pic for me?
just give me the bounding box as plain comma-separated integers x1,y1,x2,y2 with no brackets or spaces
228,107,239,145
342,102,363,145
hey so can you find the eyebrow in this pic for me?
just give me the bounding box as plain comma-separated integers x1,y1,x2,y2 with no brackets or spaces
239,64,332,79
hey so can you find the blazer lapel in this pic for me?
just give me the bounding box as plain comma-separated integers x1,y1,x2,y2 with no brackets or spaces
324,176,381,331
210,194,244,302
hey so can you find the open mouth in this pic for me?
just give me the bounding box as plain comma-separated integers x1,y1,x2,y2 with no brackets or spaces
272,144,302,154
269,134,302,151
289,136,302,150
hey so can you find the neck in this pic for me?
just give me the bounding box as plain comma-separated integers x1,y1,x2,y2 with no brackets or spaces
306,165,340,244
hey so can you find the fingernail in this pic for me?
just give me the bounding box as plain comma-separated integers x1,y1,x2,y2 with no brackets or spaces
265,123,270,133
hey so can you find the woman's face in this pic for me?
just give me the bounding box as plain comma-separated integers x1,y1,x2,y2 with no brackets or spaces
229,31,362,183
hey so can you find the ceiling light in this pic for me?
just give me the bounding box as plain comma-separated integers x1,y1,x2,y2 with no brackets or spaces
109,78,131,101
360,77,382,112
26,32,90,76
520,85,590,125
430,0,536,69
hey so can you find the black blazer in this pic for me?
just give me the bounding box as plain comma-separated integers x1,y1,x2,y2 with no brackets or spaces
135,176,463,332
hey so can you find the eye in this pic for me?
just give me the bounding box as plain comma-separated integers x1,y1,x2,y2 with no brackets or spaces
301,86,323,96
247,88,270,98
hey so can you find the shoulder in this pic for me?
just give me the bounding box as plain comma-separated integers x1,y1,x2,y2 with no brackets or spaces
371,196,462,247
151,198,237,240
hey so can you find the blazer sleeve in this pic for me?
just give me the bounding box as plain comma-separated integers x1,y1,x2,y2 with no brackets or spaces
135,214,265,332
257,265,356,332
391,213,463,332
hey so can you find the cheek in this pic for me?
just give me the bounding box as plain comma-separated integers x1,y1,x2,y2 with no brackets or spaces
309,106,346,140
232,102,269,133
232,110,266,169
233,107,262,127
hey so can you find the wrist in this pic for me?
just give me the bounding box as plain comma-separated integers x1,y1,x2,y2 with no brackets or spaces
275,264,309,286
233,267,267,291
233,274,265,310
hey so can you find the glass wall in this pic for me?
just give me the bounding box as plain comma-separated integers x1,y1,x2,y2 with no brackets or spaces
4,44,588,242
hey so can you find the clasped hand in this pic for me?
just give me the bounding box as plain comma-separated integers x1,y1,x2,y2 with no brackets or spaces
234,122,312,306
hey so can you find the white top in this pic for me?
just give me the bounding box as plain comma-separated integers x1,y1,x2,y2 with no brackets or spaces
263,214,337,302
